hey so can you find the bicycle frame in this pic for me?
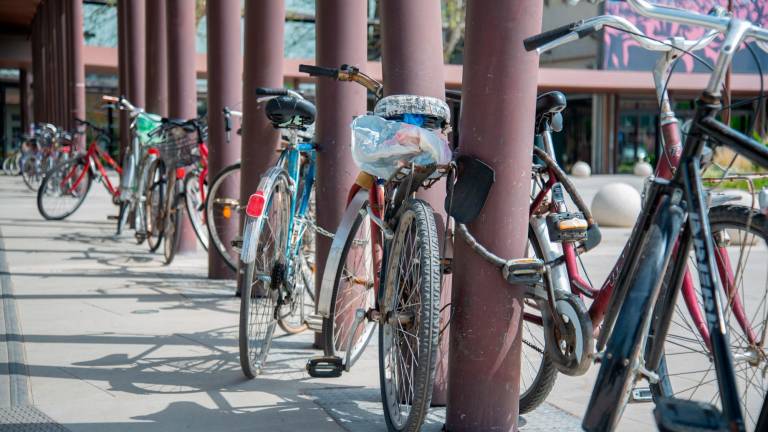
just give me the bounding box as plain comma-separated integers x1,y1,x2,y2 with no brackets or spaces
61,136,121,197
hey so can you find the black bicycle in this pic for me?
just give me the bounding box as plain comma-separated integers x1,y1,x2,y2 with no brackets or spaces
517,1,768,431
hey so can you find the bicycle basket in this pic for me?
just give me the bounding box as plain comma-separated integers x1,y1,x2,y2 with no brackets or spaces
156,127,203,168
350,115,451,180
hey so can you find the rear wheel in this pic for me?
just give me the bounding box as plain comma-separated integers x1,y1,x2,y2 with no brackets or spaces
163,173,182,265
37,157,92,220
239,170,292,378
379,199,441,432
651,205,768,431
184,170,209,250
206,162,242,271
145,159,166,253
22,155,42,191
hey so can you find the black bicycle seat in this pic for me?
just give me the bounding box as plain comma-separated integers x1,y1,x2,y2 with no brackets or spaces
535,91,567,132
265,96,316,128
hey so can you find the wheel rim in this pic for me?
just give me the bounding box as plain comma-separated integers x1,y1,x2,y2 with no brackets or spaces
663,216,768,430
382,212,422,429
246,179,291,371
146,163,166,249
207,166,241,270
278,251,315,333
332,212,377,360
39,160,89,218
185,173,209,248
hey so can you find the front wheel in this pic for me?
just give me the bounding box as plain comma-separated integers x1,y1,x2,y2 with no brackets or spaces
379,199,441,432
145,158,167,253
651,205,768,431
37,157,92,220
22,155,42,191
206,162,242,271
163,174,182,265
184,170,209,250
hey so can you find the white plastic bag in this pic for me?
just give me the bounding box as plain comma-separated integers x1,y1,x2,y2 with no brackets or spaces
350,115,451,179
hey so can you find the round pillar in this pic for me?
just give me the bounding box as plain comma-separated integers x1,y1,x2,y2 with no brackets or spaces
146,0,168,116
206,0,242,279
166,0,199,253
446,1,544,431
69,0,86,150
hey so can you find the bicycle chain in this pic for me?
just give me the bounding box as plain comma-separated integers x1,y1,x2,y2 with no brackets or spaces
297,217,335,239
522,337,545,355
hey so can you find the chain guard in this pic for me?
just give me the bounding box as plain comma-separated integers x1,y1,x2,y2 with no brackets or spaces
541,292,593,376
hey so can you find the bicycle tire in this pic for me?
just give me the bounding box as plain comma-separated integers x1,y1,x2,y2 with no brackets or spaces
163,175,182,265
36,156,92,220
22,155,42,191
277,251,314,334
321,192,377,363
205,162,242,271
183,170,209,250
379,198,441,432
239,169,292,378
145,158,166,253
583,197,685,432
518,229,559,414
650,204,768,431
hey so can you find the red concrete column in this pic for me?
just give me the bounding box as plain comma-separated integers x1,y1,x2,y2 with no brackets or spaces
69,0,86,149
446,1,543,430
237,0,285,287
166,0,198,253
206,0,242,278
145,0,168,116
126,0,146,111
117,0,128,160
20,70,33,132
314,0,368,346
379,0,450,405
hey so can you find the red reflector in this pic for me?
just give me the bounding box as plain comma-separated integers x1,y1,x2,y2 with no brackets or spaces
176,167,185,178
246,192,266,217
147,148,159,156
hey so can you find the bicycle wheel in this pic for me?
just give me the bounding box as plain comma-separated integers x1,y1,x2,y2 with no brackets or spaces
163,174,182,265
116,201,130,235
2,156,11,175
206,162,242,271
37,157,92,220
652,205,768,431
22,155,42,191
379,199,441,432
239,169,292,378
145,158,166,253
518,230,559,414
322,192,377,366
183,170,209,250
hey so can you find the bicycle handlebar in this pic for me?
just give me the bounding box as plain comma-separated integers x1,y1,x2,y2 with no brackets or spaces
222,107,243,144
299,63,384,99
101,95,141,115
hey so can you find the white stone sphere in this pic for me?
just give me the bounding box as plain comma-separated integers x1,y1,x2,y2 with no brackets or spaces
633,161,653,177
571,161,591,178
591,183,641,227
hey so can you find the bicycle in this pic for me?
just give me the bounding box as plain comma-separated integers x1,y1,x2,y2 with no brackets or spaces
205,107,244,272
102,95,163,236
36,119,119,221
237,87,321,378
2,145,22,176
498,2,768,430
302,64,453,432
22,123,69,191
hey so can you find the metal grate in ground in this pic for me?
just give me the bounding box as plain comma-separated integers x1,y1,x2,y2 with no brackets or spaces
0,406,71,432
306,386,581,432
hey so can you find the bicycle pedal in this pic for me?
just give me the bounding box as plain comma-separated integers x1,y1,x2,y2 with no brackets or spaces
629,387,653,403
546,212,588,243
306,313,323,333
306,356,343,378
502,258,545,286
654,397,727,432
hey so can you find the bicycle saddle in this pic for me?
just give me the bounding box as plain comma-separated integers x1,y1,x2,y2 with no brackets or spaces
265,96,316,128
536,91,566,121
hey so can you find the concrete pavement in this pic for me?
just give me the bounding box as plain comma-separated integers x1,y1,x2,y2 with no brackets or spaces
0,174,674,431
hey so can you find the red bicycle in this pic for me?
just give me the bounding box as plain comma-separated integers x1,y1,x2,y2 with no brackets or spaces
37,119,120,221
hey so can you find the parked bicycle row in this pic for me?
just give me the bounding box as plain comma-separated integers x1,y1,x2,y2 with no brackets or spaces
8,1,768,431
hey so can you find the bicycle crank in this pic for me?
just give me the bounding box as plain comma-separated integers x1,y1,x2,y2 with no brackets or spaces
541,292,593,376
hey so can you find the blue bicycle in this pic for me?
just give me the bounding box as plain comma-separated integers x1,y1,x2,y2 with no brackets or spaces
238,87,318,378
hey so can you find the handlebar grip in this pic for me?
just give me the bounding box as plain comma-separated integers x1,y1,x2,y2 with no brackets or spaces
102,95,119,103
299,64,339,78
255,87,288,97
524,22,581,52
